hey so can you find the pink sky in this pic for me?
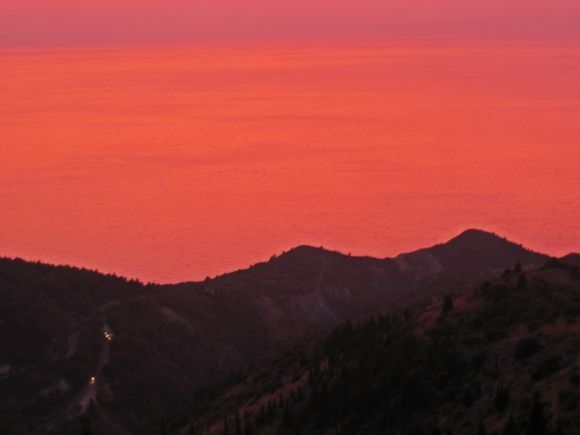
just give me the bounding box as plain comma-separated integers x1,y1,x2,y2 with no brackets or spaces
1,0,579,46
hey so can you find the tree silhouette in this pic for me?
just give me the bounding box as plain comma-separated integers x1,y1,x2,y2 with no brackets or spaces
235,411,242,435
223,414,229,435
80,415,93,435
502,415,518,435
495,386,511,413
243,414,254,435
442,294,454,317
528,393,550,435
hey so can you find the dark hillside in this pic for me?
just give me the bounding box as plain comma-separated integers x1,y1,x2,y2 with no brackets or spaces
180,261,580,435
0,230,556,433
561,254,580,268
395,229,548,280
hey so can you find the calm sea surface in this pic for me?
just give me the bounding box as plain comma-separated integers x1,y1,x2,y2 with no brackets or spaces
1,42,579,283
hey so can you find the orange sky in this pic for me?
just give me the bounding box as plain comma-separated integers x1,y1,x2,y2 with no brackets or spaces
1,0,579,46
1,43,579,282
1,2,579,282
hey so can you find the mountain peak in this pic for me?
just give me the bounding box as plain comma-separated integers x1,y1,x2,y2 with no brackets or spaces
283,245,327,255
394,229,548,276
448,228,504,244
271,245,350,265
415,228,549,271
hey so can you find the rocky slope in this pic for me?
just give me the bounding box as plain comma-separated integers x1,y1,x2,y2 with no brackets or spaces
179,260,580,435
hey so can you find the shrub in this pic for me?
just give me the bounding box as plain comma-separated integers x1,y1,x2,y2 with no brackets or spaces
565,303,580,319
470,351,487,370
494,386,511,413
485,328,507,343
441,294,454,317
462,389,474,408
518,274,528,290
531,356,562,381
559,389,578,411
515,337,541,360
570,371,580,387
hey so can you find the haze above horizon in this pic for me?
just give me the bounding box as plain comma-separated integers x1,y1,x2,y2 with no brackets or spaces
1,0,580,47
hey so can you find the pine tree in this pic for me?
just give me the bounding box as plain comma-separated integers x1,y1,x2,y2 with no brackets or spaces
188,421,197,435
502,415,518,435
80,415,93,435
235,411,242,435
429,423,442,435
267,400,275,421
243,415,254,435
255,404,265,426
223,414,229,435
441,294,454,317
528,393,550,435
296,386,304,402
494,386,510,413
282,403,294,428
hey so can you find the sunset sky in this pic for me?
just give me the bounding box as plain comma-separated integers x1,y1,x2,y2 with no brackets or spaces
1,2,579,283
2,0,580,46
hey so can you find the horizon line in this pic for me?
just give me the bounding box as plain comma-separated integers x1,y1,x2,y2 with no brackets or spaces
2,36,580,52
1,228,570,286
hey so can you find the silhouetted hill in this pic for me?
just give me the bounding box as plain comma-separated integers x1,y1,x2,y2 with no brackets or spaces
179,261,580,435
0,230,555,433
396,228,547,274
561,253,580,268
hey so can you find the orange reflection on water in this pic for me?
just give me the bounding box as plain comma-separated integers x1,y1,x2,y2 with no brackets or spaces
1,42,579,282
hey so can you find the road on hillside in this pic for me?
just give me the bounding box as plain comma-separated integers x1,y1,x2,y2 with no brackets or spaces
69,324,112,416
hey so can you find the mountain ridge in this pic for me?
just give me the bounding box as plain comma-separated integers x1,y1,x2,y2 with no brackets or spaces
191,229,547,284
0,229,550,287
179,229,548,290
178,259,580,435
0,229,565,434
